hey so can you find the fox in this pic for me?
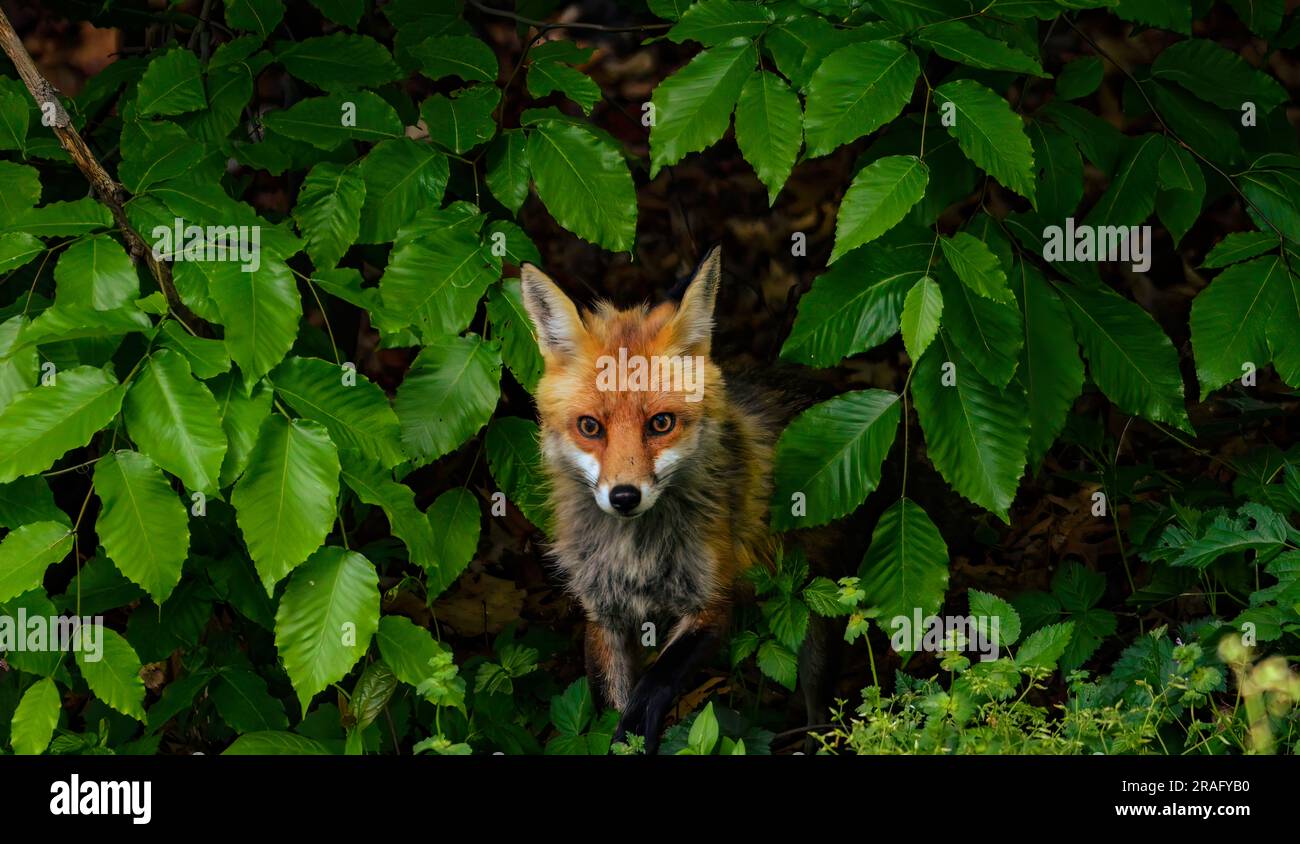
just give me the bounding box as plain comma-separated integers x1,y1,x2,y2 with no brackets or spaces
520,247,834,753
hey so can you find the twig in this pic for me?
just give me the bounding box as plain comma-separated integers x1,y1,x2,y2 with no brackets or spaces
0,8,211,335
467,0,671,33
1062,15,1291,252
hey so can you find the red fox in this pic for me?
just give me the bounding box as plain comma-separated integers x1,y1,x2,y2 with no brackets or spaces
520,248,831,752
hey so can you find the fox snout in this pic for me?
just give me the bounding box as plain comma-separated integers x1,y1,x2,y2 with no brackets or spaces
607,484,641,515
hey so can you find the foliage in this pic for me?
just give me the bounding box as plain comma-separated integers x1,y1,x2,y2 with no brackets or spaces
0,0,1297,755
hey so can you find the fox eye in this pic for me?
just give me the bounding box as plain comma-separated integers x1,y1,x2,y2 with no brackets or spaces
577,416,603,438
648,413,676,435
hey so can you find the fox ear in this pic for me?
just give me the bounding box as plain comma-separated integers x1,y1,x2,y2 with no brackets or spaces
520,263,586,358
669,245,721,354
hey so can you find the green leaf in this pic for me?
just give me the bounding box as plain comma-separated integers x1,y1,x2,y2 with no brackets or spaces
119,121,204,192
687,700,721,755
272,356,404,469
1143,80,1244,167
94,450,189,603
13,304,149,350
527,60,601,114
486,416,551,531
395,334,501,464
803,577,847,617
485,130,529,215
649,0,692,19
1061,608,1115,673
1190,255,1286,398
306,0,363,28
1054,56,1103,100
293,162,365,270
420,85,499,154
769,390,901,531
935,79,1036,203
211,668,288,733
900,275,942,362
0,161,39,225
1026,121,1083,225
804,40,918,158
1152,38,1287,113
968,589,1021,648
158,321,230,379
379,228,500,341
831,155,928,263
0,366,123,485
934,267,1023,387
1015,621,1075,671
263,91,403,150
0,522,72,603
275,546,379,713
1012,261,1083,469
413,35,498,83
357,138,450,244
10,677,60,755
733,70,802,205
427,488,482,596
1083,133,1163,230
781,231,930,367
76,627,146,721
857,498,949,626
648,40,756,176
377,615,462,706
137,47,206,116
915,21,1045,76
124,350,227,493
551,677,595,736
213,374,273,488
1055,282,1191,431
233,415,341,592
0,233,43,273
1240,168,1300,244
52,234,139,311
528,118,637,252
339,451,437,571
225,0,285,38
912,334,1029,522
756,639,798,690
8,198,112,236
0,476,67,530
939,232,1011,303
1267,261,1300,388
223,731,331,755
0,85,29,152
277,33,401,92
668,0,773,45
209,260,302,384
1225,0,1284,38
486,278,543,393
1114,0,1190,33
1202,231,1277,269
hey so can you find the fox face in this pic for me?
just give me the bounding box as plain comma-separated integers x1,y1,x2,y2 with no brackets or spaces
520,248,724,519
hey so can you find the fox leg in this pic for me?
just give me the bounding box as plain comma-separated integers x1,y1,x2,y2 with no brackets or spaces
614,606,728,754
584,621,636,712
799,612,841,752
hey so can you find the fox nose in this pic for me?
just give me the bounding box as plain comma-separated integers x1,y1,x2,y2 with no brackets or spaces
609,485,641,514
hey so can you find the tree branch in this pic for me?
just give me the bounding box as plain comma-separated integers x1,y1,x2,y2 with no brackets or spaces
466,0,671,34
0,8,210,334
